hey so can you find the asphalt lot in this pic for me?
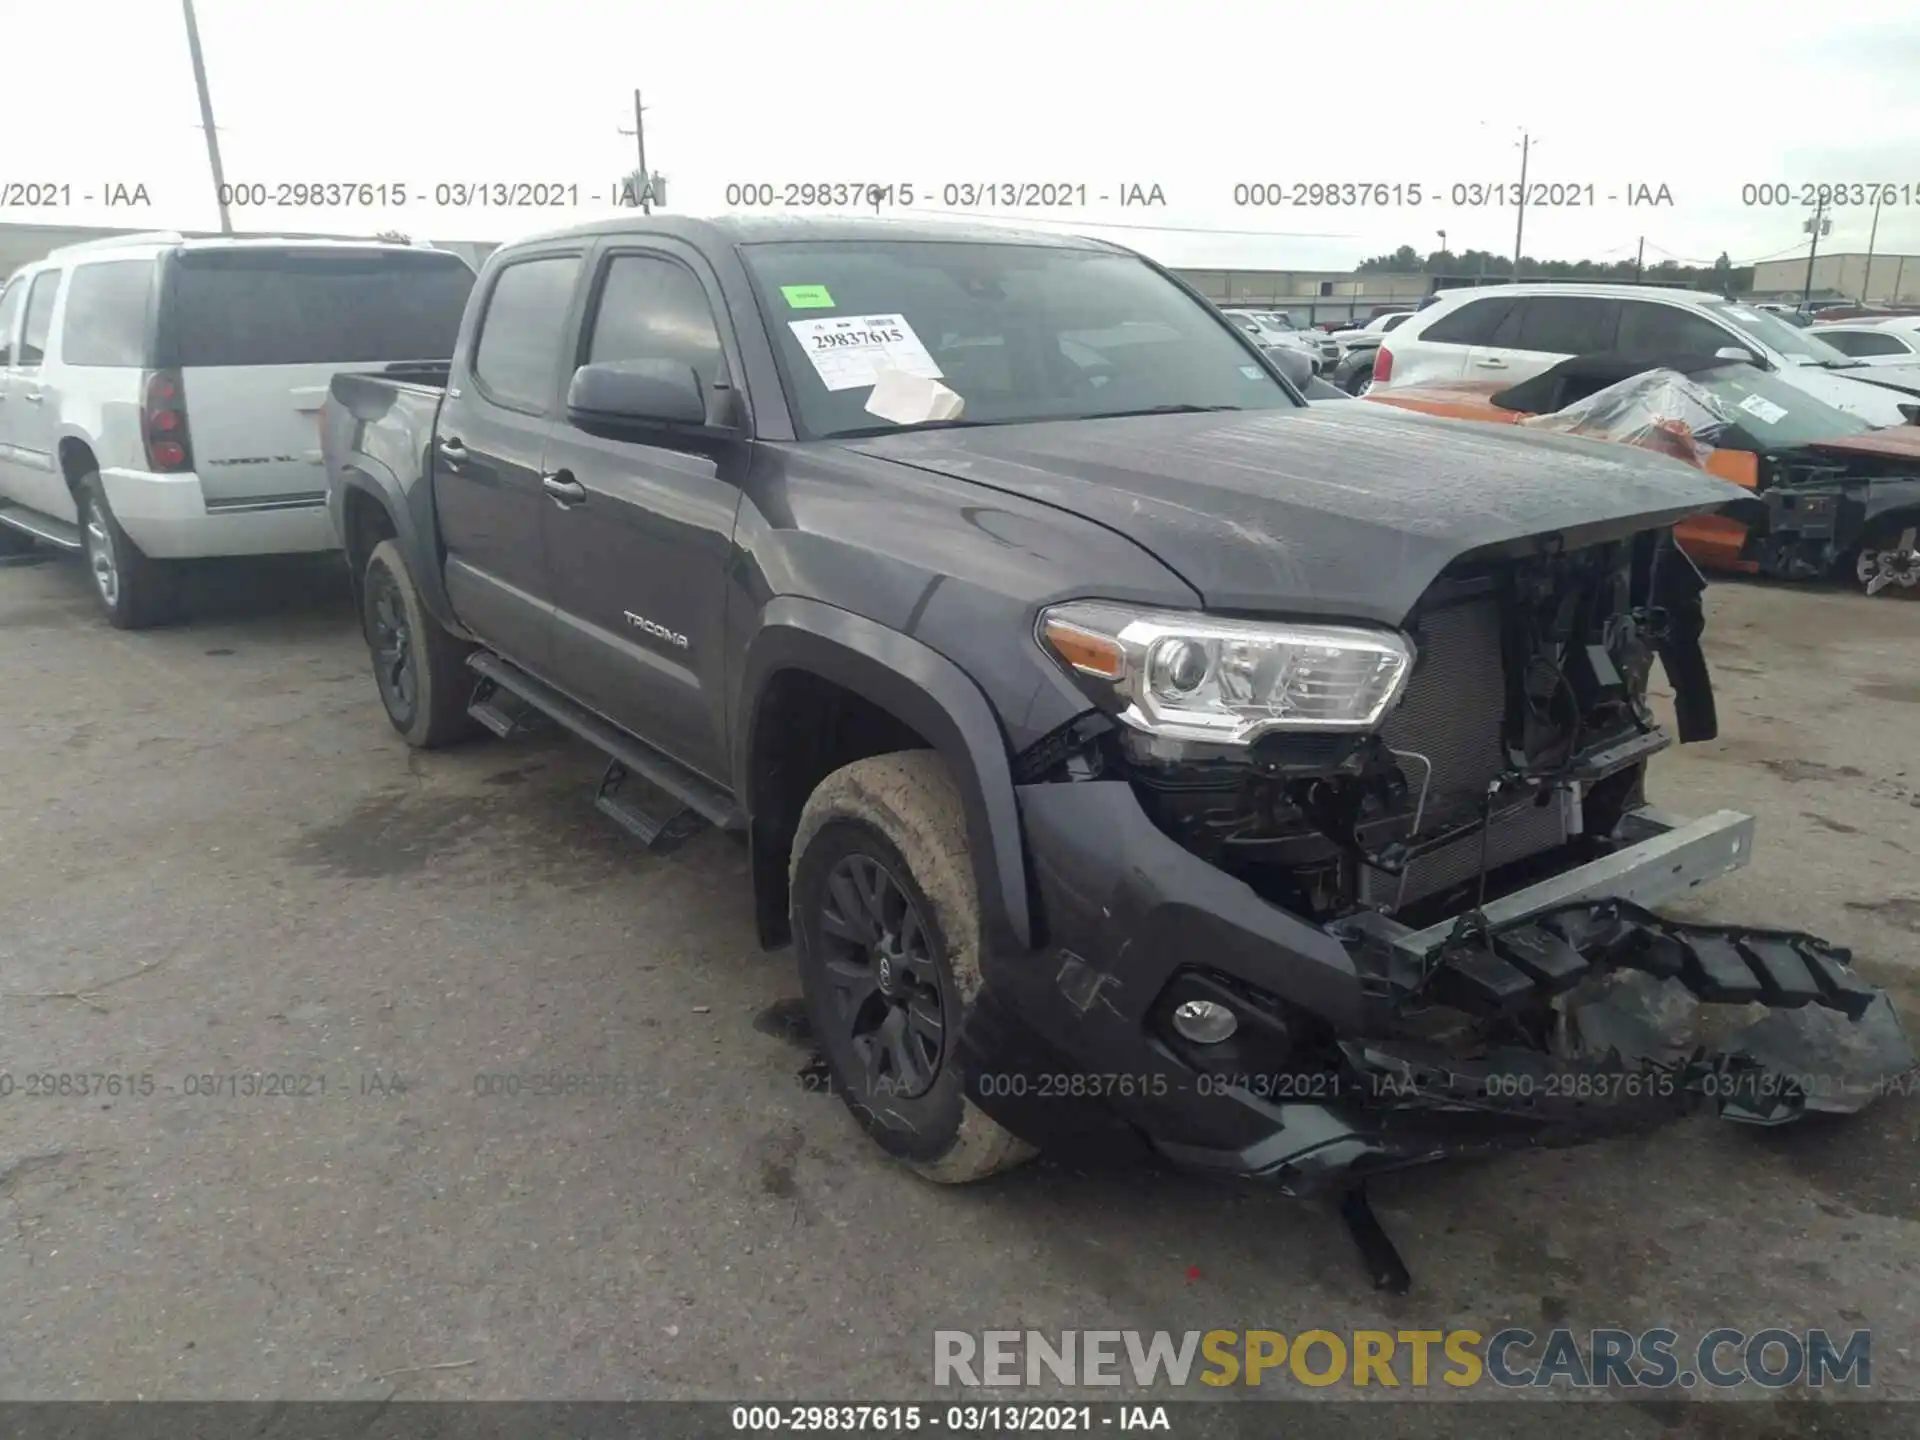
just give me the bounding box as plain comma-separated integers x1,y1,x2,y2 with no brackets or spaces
1,548,1917,1430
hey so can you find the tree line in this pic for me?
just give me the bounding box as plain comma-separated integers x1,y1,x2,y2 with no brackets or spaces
1356,245,1752,292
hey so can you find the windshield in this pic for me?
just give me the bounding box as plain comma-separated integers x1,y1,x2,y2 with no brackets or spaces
1702,300,1854,367
742,242,1301,437
1694,363,1876,446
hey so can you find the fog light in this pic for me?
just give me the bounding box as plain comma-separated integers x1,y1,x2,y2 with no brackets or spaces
1172,998,1238,1044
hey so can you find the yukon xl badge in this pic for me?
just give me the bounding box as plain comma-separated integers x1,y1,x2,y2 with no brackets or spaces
624,611,689,650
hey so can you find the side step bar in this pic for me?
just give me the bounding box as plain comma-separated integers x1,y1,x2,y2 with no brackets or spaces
465,651,746,833
0,506,83,551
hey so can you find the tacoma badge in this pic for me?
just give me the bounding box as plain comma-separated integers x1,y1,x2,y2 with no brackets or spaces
624,611,689,650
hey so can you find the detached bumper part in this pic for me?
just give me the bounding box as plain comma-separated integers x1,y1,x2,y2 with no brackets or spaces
987,780,1912,1286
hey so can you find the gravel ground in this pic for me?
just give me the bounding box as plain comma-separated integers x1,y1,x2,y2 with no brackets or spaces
0,549,1916,1433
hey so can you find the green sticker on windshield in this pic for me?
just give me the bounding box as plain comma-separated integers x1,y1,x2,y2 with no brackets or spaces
782,284,835,309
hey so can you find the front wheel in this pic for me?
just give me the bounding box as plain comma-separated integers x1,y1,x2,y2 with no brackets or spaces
790,750,1035,1185
361,539,480,747
1853,519,1919,597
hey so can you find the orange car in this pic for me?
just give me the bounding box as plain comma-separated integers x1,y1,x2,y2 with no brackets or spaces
1367,352,1920,596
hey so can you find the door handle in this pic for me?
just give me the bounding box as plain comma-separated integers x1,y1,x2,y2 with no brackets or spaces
542,472,587,506
437,438,468,464
22,392,44,403
1474,357,1507,368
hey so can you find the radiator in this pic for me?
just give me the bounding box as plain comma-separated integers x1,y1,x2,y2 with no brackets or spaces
1368,592,1570,910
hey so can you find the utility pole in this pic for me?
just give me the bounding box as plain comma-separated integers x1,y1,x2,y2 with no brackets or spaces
617,89,652,214
180,0,232,234
1512,131,1531,280
1863,193,1884,304
1633,236,1644,282
1801,196,1831,307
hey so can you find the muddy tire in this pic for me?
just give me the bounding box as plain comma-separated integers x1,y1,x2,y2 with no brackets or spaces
790,750,1036,1184
361,539,479,748
76,474,178,629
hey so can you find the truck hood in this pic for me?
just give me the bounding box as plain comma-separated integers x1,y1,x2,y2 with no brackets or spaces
843,403,1747,625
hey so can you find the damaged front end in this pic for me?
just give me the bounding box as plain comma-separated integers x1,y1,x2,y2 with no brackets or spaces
980,523,1911,1286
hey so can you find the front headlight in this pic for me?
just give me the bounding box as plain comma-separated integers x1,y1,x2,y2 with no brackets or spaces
1037,601,1415,745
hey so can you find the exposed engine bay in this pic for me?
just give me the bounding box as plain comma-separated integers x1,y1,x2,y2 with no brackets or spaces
1047,529,1716,931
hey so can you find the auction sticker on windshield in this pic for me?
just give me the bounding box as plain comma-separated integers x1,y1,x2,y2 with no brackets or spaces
1738,392,1789,425
789,313,944,391
781,284,836,308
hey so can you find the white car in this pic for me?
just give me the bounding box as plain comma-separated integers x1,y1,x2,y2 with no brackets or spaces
1810,316,1920,367
1369,283,1920,426
1221,307,1337,374
1330,311,1416,347
0,231,475,627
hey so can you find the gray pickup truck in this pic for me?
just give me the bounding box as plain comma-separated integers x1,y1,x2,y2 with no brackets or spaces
320,214,1910,1287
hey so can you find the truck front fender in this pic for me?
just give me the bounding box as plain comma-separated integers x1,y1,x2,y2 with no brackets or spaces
736,597,1033,959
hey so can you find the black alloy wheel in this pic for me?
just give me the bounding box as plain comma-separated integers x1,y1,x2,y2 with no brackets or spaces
813,850,949,1101
366,562,418,727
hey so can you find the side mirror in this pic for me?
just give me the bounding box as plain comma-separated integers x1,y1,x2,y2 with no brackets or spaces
1714,345,1764,368
567,359,709,437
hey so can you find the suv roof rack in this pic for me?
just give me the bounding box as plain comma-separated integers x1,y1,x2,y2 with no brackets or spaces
42,230,186,258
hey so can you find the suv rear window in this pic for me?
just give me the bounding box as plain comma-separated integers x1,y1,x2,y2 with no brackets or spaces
62,260,156,367
170,249,476,367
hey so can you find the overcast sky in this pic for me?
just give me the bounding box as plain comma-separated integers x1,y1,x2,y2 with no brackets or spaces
13,0,1920,271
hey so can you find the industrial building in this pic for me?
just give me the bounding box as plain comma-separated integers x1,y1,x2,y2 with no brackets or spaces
1748,252,1920,304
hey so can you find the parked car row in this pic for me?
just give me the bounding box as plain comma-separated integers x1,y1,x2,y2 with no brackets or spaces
1365,349,1920,597
5,214,1910,1288
0,231,477,626
1369,282,1920,425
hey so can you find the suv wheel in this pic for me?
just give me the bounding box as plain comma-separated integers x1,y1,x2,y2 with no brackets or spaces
361,539,479,747
790,750,1035,1184
76,474,177,629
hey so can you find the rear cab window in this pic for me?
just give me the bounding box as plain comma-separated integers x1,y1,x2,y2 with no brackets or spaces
166,247,477,368
469,255,584,413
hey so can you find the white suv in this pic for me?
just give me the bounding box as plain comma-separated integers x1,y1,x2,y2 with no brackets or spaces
0,231,474,627
1369,282,1920,427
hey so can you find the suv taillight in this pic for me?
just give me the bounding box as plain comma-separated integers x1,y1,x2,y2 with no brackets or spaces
1372,347,1393,385
142,369,192,473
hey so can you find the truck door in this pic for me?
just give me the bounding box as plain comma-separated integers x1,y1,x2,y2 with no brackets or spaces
535,241,745,785
434,250,585,677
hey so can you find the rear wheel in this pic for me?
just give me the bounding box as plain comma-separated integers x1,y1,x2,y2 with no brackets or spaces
361,539,479,747
76,474,177,629
790,750,1035,1185
1853,519,1919,598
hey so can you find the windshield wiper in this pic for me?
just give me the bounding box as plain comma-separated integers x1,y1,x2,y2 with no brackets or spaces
1081,403,1245,419
826,418,1008,440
